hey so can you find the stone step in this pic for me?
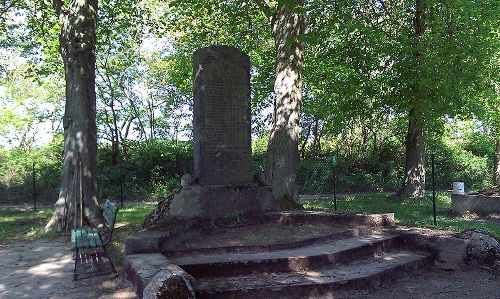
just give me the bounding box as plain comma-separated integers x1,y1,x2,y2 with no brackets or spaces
195,251,431,299
166,226,382,257
169,233,403,278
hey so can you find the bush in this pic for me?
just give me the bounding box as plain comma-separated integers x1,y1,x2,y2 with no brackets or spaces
97,140,192,201
0,131,495,204
0,136,63,204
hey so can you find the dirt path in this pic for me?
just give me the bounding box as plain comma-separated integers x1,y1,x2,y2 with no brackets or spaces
0,238,136,299
336,266,500,299
1,237,499,299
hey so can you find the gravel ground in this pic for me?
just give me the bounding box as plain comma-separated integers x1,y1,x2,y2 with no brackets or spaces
1,237,499,299
0,237,135,299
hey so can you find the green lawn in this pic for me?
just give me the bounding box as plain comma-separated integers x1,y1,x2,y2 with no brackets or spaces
1,193,498,251
0,207,55,240
0,204,155,242
304,192,500,237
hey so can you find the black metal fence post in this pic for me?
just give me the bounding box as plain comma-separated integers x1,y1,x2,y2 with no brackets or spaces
120,173,124,208
431,153,437,226
32,162,37,211
332,155,337,212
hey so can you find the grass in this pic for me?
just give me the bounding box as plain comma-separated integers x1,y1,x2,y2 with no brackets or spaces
108,204,155,268
303,192,500,237
0,207,56,240
1,192,498,256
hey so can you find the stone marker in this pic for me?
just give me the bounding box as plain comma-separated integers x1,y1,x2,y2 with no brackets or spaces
193,45,252,186
140,45,277,222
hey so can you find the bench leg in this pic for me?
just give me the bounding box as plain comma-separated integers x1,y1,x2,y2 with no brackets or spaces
102,245,117,276
73,247,79,281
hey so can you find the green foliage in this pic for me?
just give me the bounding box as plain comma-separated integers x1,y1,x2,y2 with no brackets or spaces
0,63,64,149
0,135,63,204
0,139,192,204
1,0,498,206
251,134,268,173
297,150,404,194
97,140,192,201
431,138,493,192
224,210,246,225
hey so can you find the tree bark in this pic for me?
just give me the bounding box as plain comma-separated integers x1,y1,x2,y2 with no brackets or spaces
46,0,102,232
399,107,426,198
312,118,321,157
398,0,427,198
266,2,305,208
299,120,312,159
494,139,500,185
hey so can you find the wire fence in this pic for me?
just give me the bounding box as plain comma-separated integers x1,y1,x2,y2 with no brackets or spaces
1,153,496,214
297,153,496,199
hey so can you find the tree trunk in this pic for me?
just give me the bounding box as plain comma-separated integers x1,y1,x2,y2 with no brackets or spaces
312,118,321,157
300,121,312,159
398,0,427,198
46,0,102,232
267,2,305,209
110,95,120,165
399,107,426,198
494,139,500,185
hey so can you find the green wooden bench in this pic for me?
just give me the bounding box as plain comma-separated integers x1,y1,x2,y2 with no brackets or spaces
71,199,118,281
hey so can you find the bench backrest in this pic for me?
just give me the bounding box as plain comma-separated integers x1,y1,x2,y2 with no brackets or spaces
103,199,118,228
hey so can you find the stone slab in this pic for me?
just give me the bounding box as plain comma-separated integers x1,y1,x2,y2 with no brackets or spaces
143,266,195,299
171,233,399,266
193,45,252,186
397,227,468,270
124,221,199,255
260,211,396,227
124,253,194,299
169,234,402,278
126,212,395,255
166,225,358,256
194,251,430,299
167,185,277,219
452,194,500,215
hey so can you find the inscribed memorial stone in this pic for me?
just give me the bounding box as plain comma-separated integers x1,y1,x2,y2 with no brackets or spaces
193,46,252,185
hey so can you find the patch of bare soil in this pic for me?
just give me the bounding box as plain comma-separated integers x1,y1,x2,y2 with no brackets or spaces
2,233,498,299
335,266,500,299
173,223,349,250
0,238,136,299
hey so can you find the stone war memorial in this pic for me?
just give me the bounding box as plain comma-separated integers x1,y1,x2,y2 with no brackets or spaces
143,45,277,224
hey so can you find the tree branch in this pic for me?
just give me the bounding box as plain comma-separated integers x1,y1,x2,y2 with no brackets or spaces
52,0,63,17
252,0,273,18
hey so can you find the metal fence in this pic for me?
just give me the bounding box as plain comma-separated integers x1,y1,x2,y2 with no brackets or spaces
297,153,496,197
1,152,496,213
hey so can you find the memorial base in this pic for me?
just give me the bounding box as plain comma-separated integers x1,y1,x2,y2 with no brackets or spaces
166,185,277,219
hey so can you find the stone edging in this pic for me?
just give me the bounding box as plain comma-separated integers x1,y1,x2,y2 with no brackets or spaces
397,227,500,270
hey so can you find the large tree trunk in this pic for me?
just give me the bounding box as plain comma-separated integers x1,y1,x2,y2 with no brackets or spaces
398,0,427,198
267,2,305,209
494,139,500,185
399,107,426,198
46,0,102,232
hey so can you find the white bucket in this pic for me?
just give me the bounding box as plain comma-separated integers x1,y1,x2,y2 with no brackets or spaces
452,182,465,195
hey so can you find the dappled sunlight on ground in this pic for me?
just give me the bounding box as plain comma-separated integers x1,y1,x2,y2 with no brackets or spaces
26,255,70,278
0,237,136,299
